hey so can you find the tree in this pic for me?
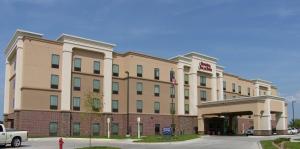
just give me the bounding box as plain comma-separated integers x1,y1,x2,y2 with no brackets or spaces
289,119,300,128
84,92,103,147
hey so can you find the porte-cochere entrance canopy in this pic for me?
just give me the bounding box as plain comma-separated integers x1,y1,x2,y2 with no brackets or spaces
197,96,287,136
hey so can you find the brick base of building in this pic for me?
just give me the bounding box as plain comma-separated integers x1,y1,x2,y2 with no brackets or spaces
276,130,288,135
3,110,198,137
254,130,272,136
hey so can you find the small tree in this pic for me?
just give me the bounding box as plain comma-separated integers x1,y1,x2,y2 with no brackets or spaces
84,91,103,147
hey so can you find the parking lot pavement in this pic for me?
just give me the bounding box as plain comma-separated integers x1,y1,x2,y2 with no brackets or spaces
7,135,299,149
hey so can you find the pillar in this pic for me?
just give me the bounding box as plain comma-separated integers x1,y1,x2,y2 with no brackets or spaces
4,59,10,114
211,73,217,101
103,52,112,113
14,39,24,110
190,59,198,115
177,63,185,115
255,82,260,96
267,86,271,96
276,101,287,135
254,99,272,135
61,44,73,111
198,116,204,135
218,73,224,101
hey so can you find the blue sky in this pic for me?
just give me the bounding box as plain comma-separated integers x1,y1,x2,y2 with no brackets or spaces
0,0,299,122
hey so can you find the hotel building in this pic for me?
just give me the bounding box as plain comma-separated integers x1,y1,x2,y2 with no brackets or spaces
3,30,288,137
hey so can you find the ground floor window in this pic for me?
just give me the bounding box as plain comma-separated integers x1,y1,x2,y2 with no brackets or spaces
155,124,160,135
92,123,100,136
111,123,119,135
49,122,58,136
73,123,80,136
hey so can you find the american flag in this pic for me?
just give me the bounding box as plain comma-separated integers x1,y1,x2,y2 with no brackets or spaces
171,77,176,86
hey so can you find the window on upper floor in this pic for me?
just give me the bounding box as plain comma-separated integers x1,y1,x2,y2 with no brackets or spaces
72,97,80,111
93,61,100,74
184,89,189,99
200,76,206,86
74,58,81,72
170,70,175,82
136,82,143,95
200,90,207,101
50,95,58,110
185,104,189,114
184,74,189,85
232,83,236,92
112,64,119,77
51,75,59,89
51,54,59,69
73,77,81,91
154,102,160,114
154,68,160,80
223,81,226,91
238,85,242,94
170,86,175,98
136,100,143,113
154,85,160,96
93,79,100,93
92,98,100,111
112,100,119,113
112,82,119,94
137,65,143,77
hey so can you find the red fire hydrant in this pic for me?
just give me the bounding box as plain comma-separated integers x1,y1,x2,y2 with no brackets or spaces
59,138,64,149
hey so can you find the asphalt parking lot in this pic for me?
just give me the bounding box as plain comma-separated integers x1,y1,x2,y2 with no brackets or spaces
4,134,300,149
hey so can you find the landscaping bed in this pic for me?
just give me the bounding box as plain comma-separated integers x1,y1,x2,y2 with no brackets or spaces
260,138,300,149
134,134,200,143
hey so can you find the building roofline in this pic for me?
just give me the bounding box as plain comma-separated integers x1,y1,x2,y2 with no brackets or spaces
184,51,218,62
4,29,43,55
57,33,116,48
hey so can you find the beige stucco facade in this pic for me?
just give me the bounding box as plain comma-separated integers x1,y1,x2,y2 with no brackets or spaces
2,29,287,136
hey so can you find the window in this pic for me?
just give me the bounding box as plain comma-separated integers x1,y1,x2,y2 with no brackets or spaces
185,104,189,114
155,124,160,135
154,102,160,114
112,100,119,112
247,87,251,96
111,123,119,135
50,95,58,110
154,68,160,80
184,89,189,99
74,58,81,72
93,61,100,74
170,70,175,82
49,122,58,136
73,123,80,136
136,100,143,113
223,81,226,91
92,98,100,111
51,75,59,89
92,123,100,136
112,82,119,94
137,65,143,77
136,82,143,95
93,80,100,93
238,85,242,94
73,77,81,91
139,123,143,136
112,64,119,77
170,103,175,114
51,54,59,68
73,97,80,111
200,76,206,86
184,74,189,85
170,86,175,98
232,83,236,92
154,85,160,96
200,90,207,101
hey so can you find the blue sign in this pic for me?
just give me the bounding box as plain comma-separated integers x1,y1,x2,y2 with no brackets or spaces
162,127,172,136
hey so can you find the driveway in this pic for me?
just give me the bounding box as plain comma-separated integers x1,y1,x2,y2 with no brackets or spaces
7,134,300,149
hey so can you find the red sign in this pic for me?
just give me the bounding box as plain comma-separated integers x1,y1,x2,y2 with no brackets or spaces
199,62,212,72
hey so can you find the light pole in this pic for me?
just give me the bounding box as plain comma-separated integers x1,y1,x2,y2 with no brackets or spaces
125,71,130,137
292,100,296,127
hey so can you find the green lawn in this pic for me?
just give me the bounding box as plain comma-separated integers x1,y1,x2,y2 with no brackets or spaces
76,146,120,149
285,142,300,149
134,134,200,143
260,140,277,149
